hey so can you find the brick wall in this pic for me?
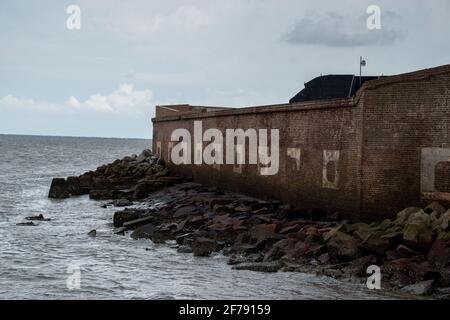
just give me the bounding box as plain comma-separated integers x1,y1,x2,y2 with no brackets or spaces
152,64,450,222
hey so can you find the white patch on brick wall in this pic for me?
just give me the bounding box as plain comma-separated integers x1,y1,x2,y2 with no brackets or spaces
287,148,301,170
167,142,173,163
156,141,162,157
322,150,340,190
421,147,450,201
233,144,244,174
194,142,203,165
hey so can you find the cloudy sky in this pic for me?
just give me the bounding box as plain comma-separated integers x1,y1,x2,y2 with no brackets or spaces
1,0,449,138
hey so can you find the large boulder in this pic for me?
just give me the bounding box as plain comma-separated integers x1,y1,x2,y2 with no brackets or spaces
133,181,164,199
427,232,450,267
394,207,424,226
48,178,69,199
325,231,360,260
399,280,435,296
403,211,433,251
192,237,217,257
130,223,156,240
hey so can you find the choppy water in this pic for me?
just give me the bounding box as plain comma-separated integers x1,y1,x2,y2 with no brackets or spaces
0,134,412,300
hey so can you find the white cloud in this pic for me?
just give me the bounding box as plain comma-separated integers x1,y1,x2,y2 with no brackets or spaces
1,84,153,115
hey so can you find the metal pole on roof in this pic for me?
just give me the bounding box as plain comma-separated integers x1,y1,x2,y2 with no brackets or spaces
360,56,366,88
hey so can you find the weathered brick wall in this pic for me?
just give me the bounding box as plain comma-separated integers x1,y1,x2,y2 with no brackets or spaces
152,64,450,222
153,100,364,221
358,66,450,220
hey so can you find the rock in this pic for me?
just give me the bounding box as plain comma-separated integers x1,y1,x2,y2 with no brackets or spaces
232,262,281,273
130,223,156,240
427,235,450,267
152,228,173,244
113,199,133,207
403,223,433,251
342,255,377,276
48,178,69,199
122,216,153,228
394,207,424,226
173,206,198,218
400,280,435,295
133,181,164,199
249,223,278,243
16,221,36,226
192,237,217,256
88,229,96,237
326,231,360,260
396,244,420,258
424,202,447,215
279,224,301,234
318,253,330,264
113,209,141,227
360,236,390,257
432,210,450,233
175,233,192,245
263,238,296,262
25,214,51,221
89,189,115,200
177,246,193,253
66,176,84,195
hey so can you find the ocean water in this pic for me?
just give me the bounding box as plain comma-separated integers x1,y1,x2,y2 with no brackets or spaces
0,134,412,300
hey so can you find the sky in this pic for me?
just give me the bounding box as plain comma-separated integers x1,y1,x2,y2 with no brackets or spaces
0,0,449,138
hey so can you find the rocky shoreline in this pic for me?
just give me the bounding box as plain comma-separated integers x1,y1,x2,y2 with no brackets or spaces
49,150,450,299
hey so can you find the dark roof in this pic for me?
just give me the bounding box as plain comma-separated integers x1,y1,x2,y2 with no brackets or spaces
289,75,380,103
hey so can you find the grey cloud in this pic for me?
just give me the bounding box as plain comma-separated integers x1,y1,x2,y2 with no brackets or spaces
283,11,405,47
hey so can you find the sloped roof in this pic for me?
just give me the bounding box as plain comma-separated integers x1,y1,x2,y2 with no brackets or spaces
289,75,379,103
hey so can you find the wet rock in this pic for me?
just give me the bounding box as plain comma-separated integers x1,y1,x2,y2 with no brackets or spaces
232,262,281,273
123,216,154,229
66,176,84,195
152,228,173,244
133,181,164,199
263,238,297,262
173,205,198,218
130,223,156,240
89,189,116,200
400,280,435,295
342,255,377,276
113,199,133,207
113,209,142,228
177,245,193,253
16,221,36,226
88,229,96,237
175,233,192,245
25,214,51,221
325,231,360,260
48,178,69,199
192,237,217,257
